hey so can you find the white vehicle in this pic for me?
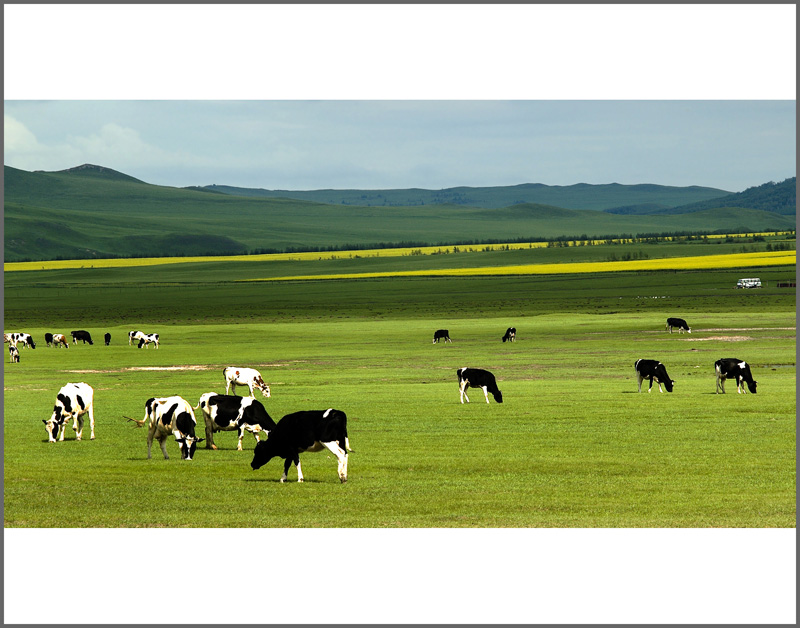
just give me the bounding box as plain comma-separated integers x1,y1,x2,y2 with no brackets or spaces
736,278,762,289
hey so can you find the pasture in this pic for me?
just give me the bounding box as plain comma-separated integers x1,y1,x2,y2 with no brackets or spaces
3,245,795,529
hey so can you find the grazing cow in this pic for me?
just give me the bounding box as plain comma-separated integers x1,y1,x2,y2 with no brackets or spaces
634,359,674,393
128,396,203,460
502,327,516,342
433,329,451,344
250,409,352,483
43,382,95,442
9,345,20,363
71,330,93,345
53,333,69,348
5,332,35,349
223,367,271,398
137,333,159,349
44,333,54,347
666,317,691,334
457,367,503,404
715,358,757,394
104,333,111,346
195,393,276,450
129,330,145,346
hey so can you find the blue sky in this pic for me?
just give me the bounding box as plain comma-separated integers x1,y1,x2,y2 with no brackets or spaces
3,100,796,193
4,5,796,194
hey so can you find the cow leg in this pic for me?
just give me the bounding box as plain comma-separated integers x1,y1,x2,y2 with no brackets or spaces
74,415,84,441
459,380,470,403
204,420,217,450
159,436,169,460
57,422,66,441
237,427,245,451
481,386,491,403
294,458,304,483
88,404,95,440
647,377,654,393
322,441,348,483
280,457,294,483
636,373,643,392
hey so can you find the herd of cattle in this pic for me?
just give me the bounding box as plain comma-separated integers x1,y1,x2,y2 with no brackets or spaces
6,315,759,483
4,329,160,356
43,367,352,482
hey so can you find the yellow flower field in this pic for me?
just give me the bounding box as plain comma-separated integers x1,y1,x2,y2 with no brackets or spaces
4,231,792,273
243,250,796,282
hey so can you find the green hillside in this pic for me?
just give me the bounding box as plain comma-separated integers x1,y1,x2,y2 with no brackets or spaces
202,181,731,210
655,177,797,216
3,165,795,263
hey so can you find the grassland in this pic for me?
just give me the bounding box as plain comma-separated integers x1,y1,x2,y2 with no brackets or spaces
3,240,795,529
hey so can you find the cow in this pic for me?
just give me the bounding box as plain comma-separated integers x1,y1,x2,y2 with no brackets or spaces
44,332,54,347
43,382,95,442
250,409,352,483
137,333,159,349
9,345,20,363
195,393,276,451
715,358,757,394
634,359,674,393
104,333,111,346
5,332,35,349
129,330,145,346
666,317,691,334
128,396,203,460
502,327,516,342
52,333,69,348
457,367,503,404
223,366,271,398
71,330,93,345
433,329,451,344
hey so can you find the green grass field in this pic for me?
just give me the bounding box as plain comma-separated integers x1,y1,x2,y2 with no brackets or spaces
3,244,796,528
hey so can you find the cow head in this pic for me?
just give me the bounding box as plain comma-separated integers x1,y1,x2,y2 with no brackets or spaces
250,440,276,470
44,398,70,442
493,390,504,403
174,433,204,460
258,383,271,398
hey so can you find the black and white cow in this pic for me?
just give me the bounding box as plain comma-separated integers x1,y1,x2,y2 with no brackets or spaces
129,396,203,460
502,327,516,342
715,358,757,394
223,366,271,398
195,393,276,450
71,330,93,345
104,333,111,346
53,333,69,348
44,333,54,347
137,333,159,349
457,367,503,404
433,329,451,344
5,332,36,349
129,330,145,346
634,359,674,393
666,317,691,334
9,345,20,363
43,382,95,442
250,409,352,483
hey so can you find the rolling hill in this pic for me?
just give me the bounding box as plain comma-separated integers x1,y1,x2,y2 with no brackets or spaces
200,181,732,210
3,165,795,262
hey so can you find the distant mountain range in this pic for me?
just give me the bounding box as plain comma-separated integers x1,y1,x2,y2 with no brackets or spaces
3,164,795,262
197,181,733,212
